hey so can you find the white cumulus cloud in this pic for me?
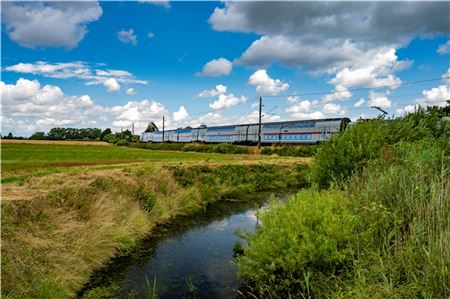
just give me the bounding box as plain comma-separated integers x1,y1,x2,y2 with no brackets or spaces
368,92,392,108
197,58,232,77
5,61,147,92
197,84,227,98
0,78,166,136
1,2,102,49
209,2,449,71
103,78,120,92
173,106,189,122
248,69,289,95
209,94,246,110
421,85,450,106
285,96,345,119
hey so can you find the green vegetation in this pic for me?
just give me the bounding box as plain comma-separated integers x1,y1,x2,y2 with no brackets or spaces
130,141,253,154
236,108,449,298
2,141,304,183
261,144,318,157
2,159,309,298
131,141,320,157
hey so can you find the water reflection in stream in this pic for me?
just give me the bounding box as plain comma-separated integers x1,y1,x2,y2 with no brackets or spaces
81,193,285,298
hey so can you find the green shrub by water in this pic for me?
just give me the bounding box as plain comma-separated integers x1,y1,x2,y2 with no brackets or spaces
237,107,450,298
237,189,355,297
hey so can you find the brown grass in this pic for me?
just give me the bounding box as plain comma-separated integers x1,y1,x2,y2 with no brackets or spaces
1,139,111,146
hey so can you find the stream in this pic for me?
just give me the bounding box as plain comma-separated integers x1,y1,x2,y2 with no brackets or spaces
80,192,287,298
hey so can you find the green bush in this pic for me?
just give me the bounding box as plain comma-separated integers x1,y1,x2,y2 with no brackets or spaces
212,143,250,154
115,139,129,146
312,119,385,189
103,134,117,144
237,189,355,297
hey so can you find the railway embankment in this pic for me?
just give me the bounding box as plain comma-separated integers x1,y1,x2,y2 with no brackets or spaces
235,108,450,298
1,162,309,298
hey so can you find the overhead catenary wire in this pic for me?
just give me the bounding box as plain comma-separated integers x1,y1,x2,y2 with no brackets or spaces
262,76,450,98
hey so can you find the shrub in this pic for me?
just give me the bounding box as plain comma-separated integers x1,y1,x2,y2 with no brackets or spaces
237,189,355,297
103,134,117,144
115,139,129,146
312,119,385,189
212,143,250,154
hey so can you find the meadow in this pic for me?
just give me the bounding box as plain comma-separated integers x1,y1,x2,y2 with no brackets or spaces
1,140,307,184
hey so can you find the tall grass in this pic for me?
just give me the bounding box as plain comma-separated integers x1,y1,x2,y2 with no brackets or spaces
236,107,450,298
1,162,308,298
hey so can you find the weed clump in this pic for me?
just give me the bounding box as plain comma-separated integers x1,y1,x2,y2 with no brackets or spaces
135,184,156,212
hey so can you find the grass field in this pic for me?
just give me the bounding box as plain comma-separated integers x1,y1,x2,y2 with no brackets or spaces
1,140,308,183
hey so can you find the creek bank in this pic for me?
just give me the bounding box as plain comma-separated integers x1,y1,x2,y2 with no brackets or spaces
1,162,309,298
79,192,288,298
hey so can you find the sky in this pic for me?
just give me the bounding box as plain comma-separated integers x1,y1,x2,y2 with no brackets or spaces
1,1,450,136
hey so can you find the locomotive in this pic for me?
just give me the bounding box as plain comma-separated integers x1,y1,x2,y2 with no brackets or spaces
140,118,350,144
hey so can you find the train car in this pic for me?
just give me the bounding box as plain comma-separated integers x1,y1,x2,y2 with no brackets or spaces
191,127,208,142
205,125,235,143
260,118,347,144
140,117,350,144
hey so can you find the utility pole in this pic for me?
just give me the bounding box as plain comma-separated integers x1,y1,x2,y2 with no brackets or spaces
162,115,165,143
258,96,263,148
131,122,134,135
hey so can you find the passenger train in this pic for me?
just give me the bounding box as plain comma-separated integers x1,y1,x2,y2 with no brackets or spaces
140,118,350,144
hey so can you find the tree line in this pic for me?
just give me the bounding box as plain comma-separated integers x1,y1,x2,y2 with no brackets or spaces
1,122,162,144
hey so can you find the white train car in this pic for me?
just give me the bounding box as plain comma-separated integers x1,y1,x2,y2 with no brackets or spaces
140,118,350,144
205,125,235,143
260,118,345,144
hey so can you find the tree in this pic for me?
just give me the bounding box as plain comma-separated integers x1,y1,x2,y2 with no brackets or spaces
29,132,46,140
6,132,13,139
101,128,112,140
145,122,159,132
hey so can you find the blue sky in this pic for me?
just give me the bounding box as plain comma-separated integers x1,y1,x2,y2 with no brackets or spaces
1,1,449,136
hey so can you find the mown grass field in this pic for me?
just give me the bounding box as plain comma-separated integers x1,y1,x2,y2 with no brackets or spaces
1,140,309,183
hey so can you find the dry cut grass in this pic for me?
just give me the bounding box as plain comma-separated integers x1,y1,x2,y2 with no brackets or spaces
1,139,111,146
